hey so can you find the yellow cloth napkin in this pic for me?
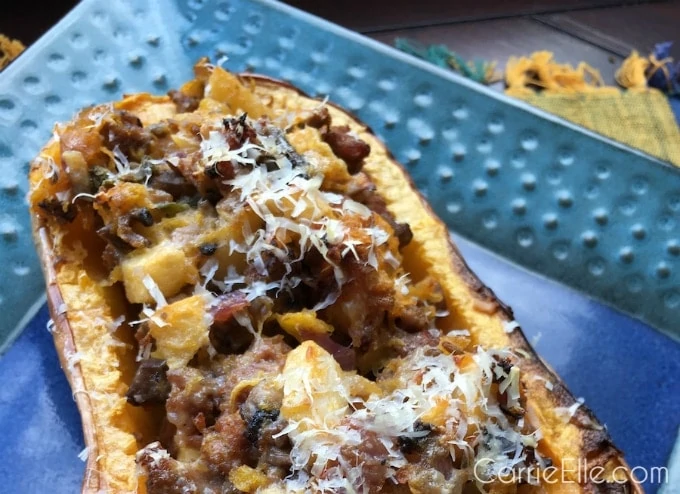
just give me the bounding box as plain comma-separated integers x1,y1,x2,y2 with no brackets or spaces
506,51,680,167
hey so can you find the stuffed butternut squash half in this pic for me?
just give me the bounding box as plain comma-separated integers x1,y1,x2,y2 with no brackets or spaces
29,60,638,494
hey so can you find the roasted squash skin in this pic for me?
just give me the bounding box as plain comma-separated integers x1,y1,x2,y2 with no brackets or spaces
29,63,641,494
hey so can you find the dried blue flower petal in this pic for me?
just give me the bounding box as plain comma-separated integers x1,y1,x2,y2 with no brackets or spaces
648,41,679,95
652,41,673,60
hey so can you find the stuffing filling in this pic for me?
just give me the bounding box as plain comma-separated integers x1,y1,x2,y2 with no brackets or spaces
31,61,545,494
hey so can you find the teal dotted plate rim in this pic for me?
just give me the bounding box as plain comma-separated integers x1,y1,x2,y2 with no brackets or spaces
0,0,678,351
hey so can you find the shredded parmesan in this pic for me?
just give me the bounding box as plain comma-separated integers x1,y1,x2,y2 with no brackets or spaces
503,320,520,333
446,329,470,337
105,315,126,333
142,275,167,308
71,192,97,203
77,447,89,462
531,375,554,391
555,397,585,422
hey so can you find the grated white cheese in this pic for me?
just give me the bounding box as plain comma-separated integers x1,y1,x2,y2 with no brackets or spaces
530,331,543,346
394,273,411,296
555,397,585,422
112,145,132,175
77,447,89,462
199,258,220,289
446,329,470,337
142,275,167,308
71,192,97,203
531,375,554,391
502,320,520,333
66,351,83,376
341,199,372,218
105,315,126,333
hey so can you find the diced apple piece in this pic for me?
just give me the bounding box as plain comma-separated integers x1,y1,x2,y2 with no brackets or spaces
149,294,212,369
121,242,197,304
280,341,349,427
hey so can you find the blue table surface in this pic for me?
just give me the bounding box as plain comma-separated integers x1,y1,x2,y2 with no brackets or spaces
0,235,678,492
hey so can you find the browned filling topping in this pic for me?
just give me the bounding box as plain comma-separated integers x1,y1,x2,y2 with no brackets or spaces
31,62,544,493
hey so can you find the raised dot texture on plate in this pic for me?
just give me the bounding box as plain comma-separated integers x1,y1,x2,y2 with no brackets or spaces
243,13,263,35
588,257,606,276
630,176,649,195
557,147,575,166
47,53,68,71
12,264,30,277
625,274,644,293
619,247,634,264
71,71,88,87
404,149,420,164
656,262,671,279
516,227,534,248
437,166,453,182
557,190,573,208
521,173,536,191
520,132,538,151
483,211,498,229
485,159,500,176
377,77,396,92
451,143,466,161
473,179,488,196
446,200,462,215
441,127,457,141
551,241,569,260
476,138,492,154
668,193,680,212
511,198,526,216
44,95,63,114
407,118,434,144
631,224,646,240
664,290,680,308
20,120,37,133
452,104,468,120
668,240,680,256
582,231,598,248
70,32,87,49
593,208,608,226
595,162,611,180
413,92,432,108
584,183,599,199
0,217,18,242
657,214,676,231
543,213,558,230
91,9,108,25
0,98,18,121
510,154,525,169
347,65,366,79
487,117,504,134
22,76,44,95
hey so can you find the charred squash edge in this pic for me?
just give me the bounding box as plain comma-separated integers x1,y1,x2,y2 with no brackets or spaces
29,72,643,494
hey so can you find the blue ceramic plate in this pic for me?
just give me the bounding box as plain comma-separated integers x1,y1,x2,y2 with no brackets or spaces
0,0,678,492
